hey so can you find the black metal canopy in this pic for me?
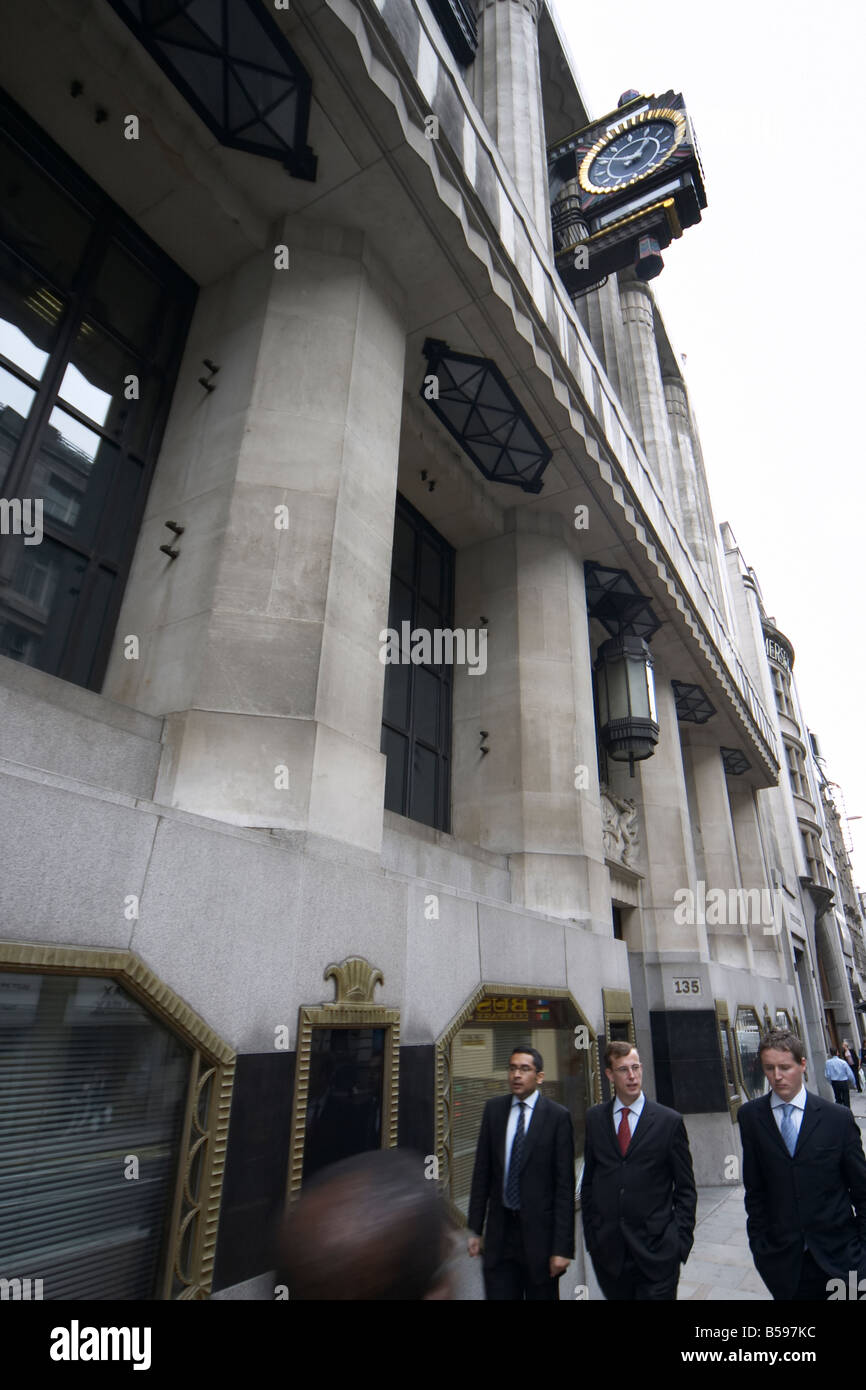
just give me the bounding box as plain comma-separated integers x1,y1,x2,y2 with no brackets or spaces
721,747,751,776
584,563,661,641
420,339,552,494
106,0,317,179
672,680,716,724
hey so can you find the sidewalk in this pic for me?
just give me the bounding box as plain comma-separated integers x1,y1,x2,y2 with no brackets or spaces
679,1089,866,1300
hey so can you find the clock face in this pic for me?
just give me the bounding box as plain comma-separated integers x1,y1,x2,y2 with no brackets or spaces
580,110,686,194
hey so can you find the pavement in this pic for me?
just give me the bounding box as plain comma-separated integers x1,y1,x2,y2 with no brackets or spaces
679,1087,866,1300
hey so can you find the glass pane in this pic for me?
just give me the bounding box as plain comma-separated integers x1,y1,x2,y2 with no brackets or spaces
302,1027,385,1181
0,364,36,492
0,132,92,287
30,407,120,549
391,512,414,584
410,743,437,827
735,1009,765,1101
626,654,651,720
156,41,226,118
419,539,442,609
387,576,412,635
604,656,628,720
450,998,587,1219
88,245,164,358
0,246,65,380
414,666,440,746
0,541,117,683
382,726,407,815
265,91,300,147
0,972,189,1299
382,660,409,731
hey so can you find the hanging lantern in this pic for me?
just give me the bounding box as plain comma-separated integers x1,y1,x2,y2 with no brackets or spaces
595,635,659,773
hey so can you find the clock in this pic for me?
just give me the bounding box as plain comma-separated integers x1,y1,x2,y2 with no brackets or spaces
579,108,687,195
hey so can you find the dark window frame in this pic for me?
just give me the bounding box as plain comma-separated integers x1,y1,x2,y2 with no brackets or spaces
381,493,454,832
0,87,197,691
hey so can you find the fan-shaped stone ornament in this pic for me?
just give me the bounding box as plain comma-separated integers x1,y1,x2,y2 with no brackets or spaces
323,956,384,1005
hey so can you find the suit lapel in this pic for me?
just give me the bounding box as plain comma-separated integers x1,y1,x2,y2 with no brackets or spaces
792,1093,822,1154
495,1094,512,1171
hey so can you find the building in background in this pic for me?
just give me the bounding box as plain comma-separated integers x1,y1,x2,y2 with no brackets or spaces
0,0,861,1300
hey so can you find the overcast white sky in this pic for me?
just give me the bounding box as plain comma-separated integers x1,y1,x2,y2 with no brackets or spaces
554,0,866,886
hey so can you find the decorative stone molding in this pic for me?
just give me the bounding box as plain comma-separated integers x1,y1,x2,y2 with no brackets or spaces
600,784,640,867
323,955,384,1005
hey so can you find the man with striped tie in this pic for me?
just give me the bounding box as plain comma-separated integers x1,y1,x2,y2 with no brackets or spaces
737,1028,866,1300
467,1045,575,1299
581,1040,696,1300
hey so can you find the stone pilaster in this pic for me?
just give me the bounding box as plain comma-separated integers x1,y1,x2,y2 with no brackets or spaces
663,375,730,617
474,0,552,253
451,512,608,927
619,279,677,499
103,219,407,853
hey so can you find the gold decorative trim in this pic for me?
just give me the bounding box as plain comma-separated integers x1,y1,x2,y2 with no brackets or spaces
714,999,741,1119
0,941,235,1299
583,197,682,245
434,983,601,1226
287,959,399,1200
578,108,688,195
602,987,636,1046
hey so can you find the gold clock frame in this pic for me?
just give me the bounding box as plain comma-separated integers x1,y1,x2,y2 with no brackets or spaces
0,942,235,1300
579,108,688,196
286,957,400,1200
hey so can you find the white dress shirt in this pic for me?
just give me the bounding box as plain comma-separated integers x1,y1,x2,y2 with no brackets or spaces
770,1084,807,1139
503,1088,540,1195
612,1090,646,1139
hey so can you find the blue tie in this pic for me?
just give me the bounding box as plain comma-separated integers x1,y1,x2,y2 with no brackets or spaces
505,1102,525,1209
780,1103,797,1156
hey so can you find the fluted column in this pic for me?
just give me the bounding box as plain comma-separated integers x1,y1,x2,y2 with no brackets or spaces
619,279,677,499
474,0,552,252
663,375,733,620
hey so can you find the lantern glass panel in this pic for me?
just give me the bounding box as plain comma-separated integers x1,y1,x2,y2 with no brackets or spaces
626,653,651,720
605,656,628,721
646,660,657,722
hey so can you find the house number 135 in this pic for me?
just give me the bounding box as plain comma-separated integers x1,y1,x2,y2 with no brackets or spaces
673,978,701,995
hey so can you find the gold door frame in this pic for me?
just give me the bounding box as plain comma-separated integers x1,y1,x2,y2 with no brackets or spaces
714,999,742,1120
0,941,235,1300
287,957,399,1200
601,987,636,1046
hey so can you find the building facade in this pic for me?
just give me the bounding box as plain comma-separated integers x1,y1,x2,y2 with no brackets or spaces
0,0,861,1299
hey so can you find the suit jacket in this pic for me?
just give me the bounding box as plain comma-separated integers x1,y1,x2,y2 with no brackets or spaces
737,1090,866,1299
468,1093,575,1284
580,1098,696,1281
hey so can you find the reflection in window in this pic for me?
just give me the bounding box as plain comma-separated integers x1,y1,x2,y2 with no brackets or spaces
0,92,196,688
0,972,189,1299
734,1007,765,1101
448,996,591,1218
302,1028,384,1181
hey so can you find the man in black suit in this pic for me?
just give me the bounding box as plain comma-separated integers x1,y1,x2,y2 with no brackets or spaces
467,1045,575,1300
581,1040,696,1300
737,1027,866,1300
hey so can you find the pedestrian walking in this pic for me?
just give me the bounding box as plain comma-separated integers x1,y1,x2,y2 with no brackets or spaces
825,1048,853,1106
842,1039,862,1093
738,1028,866,1300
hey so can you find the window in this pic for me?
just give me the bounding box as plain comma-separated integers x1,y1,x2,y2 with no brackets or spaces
0,92,196,690
770,665,795,721
801,829,828,888
0,972,189,1298
380,495,454,831
734,1006,765,1102
446,993,594,1218
784,741,810,801
427,0,478,65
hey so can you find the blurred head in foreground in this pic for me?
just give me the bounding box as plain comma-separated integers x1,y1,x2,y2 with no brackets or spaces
278,1148,455,1299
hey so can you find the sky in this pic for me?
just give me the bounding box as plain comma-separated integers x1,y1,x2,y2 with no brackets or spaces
554,0,866,886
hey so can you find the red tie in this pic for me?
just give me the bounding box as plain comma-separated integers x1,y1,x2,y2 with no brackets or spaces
618,1107,632,1155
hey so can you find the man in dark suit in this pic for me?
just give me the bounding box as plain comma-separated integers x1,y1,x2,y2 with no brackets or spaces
737,1027,866,1300
581,1040,696,1300
467,1045,575,1300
